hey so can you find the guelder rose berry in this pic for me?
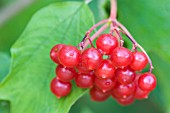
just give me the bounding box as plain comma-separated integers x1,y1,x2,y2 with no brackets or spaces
111,47,132,68
116,95,134,106
112,82,136,98
50,44,65,64
81,47,102,70
90,87,110,102
96,34,118,55
58,45,80,67
50,78,72,98
138,72,156,91
115,67,136,85
77,62,90,74
134,86,150,99
95,59,115,79
56,65,76,82
130,51,148,71
75,73,95,88
95,77,116,92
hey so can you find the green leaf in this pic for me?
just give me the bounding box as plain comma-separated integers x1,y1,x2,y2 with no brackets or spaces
88,0,107,22
0,2,94,113
0,52,10,82
0,0,105,54
0,0,64,53
0,100,10,113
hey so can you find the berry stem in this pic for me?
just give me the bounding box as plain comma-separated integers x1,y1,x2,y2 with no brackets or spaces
110,0,117,32
114,28,124,47
81,19,108,43
115,20,154,72
110,0,117,20
83,24,109,49
79,19,109,49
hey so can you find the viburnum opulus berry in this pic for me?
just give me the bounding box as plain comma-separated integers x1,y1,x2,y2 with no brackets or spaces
95,59,115,79
50,78,72,98
130,51,148,71
96,33,118,55
56,65,76,82
95,77,116,92
49,0,157,105
138,72,156,91
116,95,134,106
58,45,81,67
115,67,136,85
112,82,136,98
50,44,65,64
111,47,133,68
80,47,102,70
90,86,110,102
75,72,95,88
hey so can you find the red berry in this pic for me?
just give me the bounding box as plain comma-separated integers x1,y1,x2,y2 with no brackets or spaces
81,47,102,70
130,51,148,71
95,77,116,92
138,72,156,91
75,73,94,88
134,86,150,99
115,67,136,85
112,82,136,98
58,45,80,67
50,44,65,64
116,95,134,106
50,78,72,98
111,47,132,68
77,62,90,74
95,59,115,79
56,65,76,82
90,87,110,102
96,34,118,55
134,74,150,99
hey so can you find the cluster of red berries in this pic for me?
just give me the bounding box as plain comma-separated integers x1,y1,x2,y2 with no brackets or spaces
50,33,156,105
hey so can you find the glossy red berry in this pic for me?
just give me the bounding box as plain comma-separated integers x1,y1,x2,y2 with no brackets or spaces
116,95,134,106
77,62,90,74
50,78,72,98
50,44,65,64
81,47,102,70
96,34,118,55
56,65,76,82
75,73,95,88
95,59,115,79
90,87,110,102
130,51,148,71
111,47,132,68
138,72,156,91
115,67,136,85
58,45,80,67
134,86,150,99
112,82,136,98
95,77,116,92
134,74,150,99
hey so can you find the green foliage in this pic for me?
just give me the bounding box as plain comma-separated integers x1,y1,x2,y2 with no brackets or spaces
0,52,10,82
0,2,94,113
0,0,170,113
0,100,10,113
0,0,63,53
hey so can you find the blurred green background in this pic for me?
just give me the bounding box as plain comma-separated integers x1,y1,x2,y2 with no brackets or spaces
0,0,170,113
